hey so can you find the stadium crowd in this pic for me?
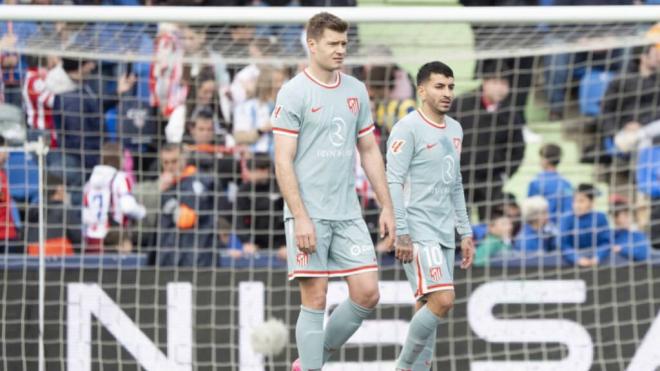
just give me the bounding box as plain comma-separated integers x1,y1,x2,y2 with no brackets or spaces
0,0,659,267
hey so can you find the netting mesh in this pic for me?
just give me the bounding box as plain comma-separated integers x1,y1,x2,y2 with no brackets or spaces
0,6,659,371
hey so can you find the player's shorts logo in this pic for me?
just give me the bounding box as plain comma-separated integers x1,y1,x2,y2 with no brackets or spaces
329,117,346,147
453,138,462,154
429,266,442,282
347,97,359,115
296,252,309,267
390,139,406,154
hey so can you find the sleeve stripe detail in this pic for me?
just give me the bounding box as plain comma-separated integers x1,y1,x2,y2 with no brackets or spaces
273,127,299,137
358,124,375,137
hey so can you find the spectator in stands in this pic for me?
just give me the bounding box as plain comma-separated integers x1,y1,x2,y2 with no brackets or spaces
154,143,217,266
233,65,287,155
82,143,146,254
186,65,231,134
610,201,651,261
52,57,135,183
514,196,557,254
364,63,415,148
135,142,187,248
599,42,660,159
184,108,239,192
502,192,522,238
450,59,525,221
22,55,57,147
559,183,611,266
234,155,286,260
26,174,82,254
528,143,573,225
474,209,513,266
0,136,19,251
636,137,660,250
221,24,256,62
542,0,631,121
229,37,278,108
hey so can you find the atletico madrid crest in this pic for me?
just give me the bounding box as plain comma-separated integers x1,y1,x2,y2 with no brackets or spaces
347,97,359,115
296,252,309,267
453,138,462,154
429,266,442,282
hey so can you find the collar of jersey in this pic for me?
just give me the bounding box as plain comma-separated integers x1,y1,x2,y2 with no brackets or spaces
303,68,341,89
417,109,446,129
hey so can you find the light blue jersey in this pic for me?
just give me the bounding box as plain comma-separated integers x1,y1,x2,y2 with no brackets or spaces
272,69,374,220
386,109,472,248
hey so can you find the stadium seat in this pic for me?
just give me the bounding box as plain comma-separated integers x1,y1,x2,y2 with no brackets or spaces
579,69,614,117
7,150,40,203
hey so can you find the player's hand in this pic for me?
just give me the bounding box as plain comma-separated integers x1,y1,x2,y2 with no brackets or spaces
295,215,317,254
379,206,396,251
460,237,475,269
395,234,413,264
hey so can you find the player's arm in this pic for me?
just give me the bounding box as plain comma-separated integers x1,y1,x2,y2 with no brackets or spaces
357,132,395,248
271,89,317,253
385,125,414,263
452,139,474,269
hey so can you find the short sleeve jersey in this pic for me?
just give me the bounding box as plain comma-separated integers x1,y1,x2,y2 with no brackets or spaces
272,70,374,220
386,110,472,247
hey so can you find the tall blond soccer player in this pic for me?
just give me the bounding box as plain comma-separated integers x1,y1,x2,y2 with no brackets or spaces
271,12,396,371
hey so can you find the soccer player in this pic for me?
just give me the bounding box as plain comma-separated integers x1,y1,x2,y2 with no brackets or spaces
272,12,396,371
386,61,475,369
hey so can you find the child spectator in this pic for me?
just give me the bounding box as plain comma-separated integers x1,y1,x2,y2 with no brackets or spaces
514,196,557,254
26,174,82,255
559,183,611,267
528,143,573,225
474,209,513,266
611,201,650,261
82,143,146,254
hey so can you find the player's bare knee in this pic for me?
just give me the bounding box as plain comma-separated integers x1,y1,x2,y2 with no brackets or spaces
299,278,328,310
359,287,380,309
427,291,455,317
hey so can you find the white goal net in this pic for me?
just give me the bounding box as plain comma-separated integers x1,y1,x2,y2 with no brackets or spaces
0,4,659,371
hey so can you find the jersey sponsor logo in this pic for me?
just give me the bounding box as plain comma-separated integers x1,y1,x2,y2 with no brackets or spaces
350,244,373,256
453,138,462,154
273,105,282,119
430,266,443,282
329,117,347,147
311,106,322,113
347,97,359,115
390,139,406,154
296,252,309,267
426,142,438,150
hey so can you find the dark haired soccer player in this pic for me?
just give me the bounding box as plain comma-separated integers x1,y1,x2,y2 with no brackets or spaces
387,61,474,369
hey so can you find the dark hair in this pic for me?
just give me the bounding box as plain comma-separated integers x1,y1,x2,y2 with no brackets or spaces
366,65,396,90
487,208,507,224
306,12,348,41
161,143,182,154
192,108,214,124
611,201,629,218
45,173,64,199
101,142,122,169
475,59,512,82
61,58,81,73
539,143,562,166
0,135,5,147
576,183,598,201
416,61,454,86
25,54,45,68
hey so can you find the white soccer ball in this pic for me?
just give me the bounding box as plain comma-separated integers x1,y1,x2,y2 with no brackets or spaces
250,318,289,356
